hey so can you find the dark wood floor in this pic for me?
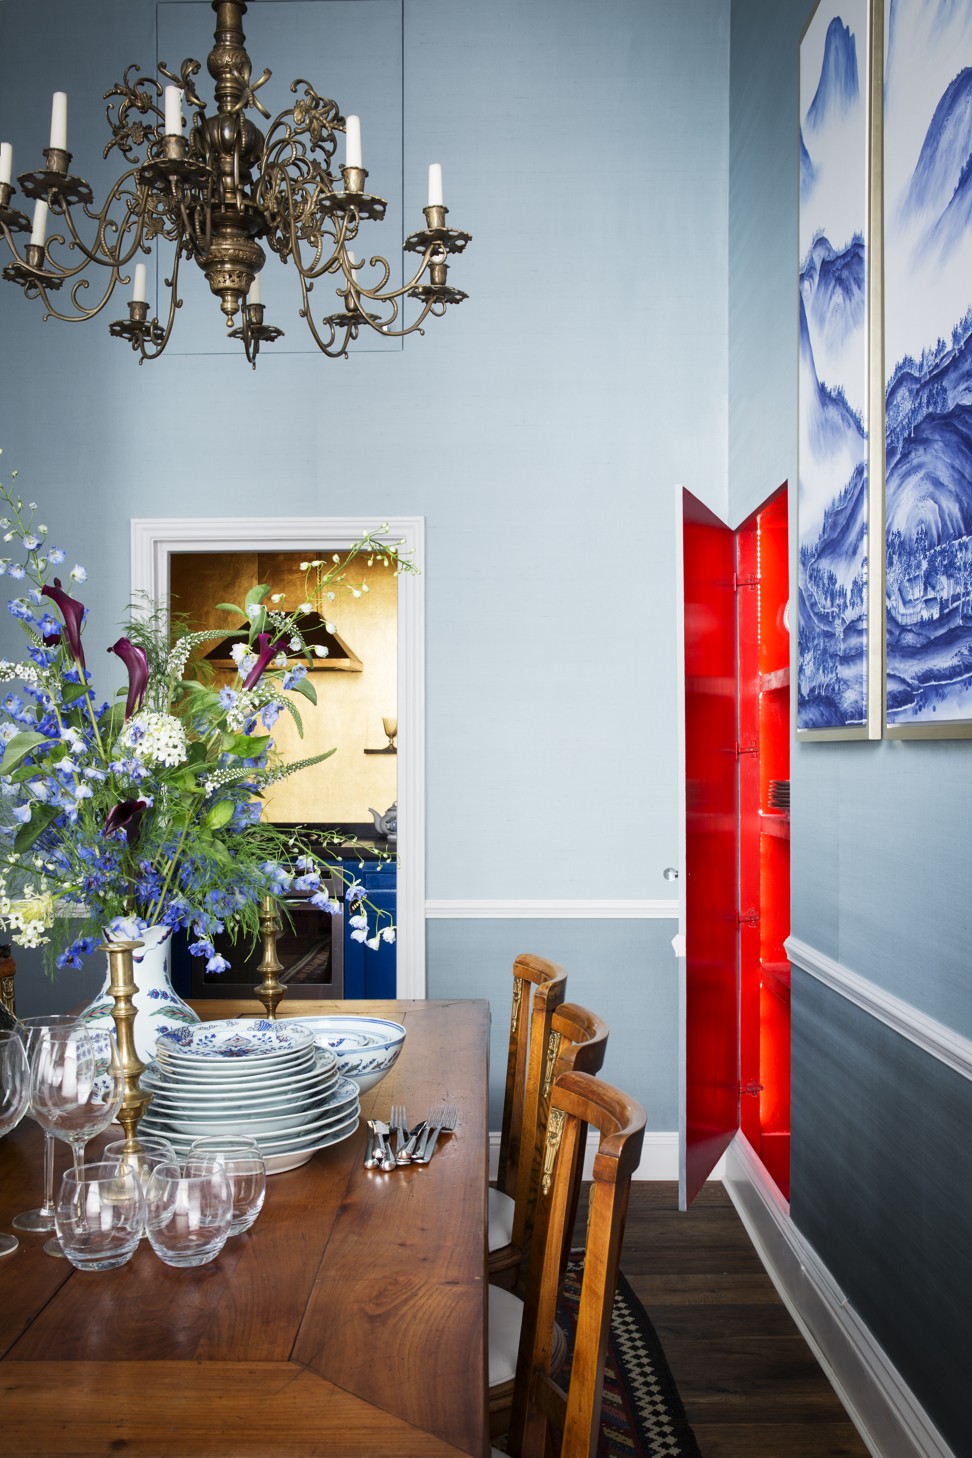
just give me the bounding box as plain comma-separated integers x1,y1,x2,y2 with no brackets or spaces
619,1182,871,1458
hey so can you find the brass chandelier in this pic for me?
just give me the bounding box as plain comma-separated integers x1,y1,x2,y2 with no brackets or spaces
0,0,470,366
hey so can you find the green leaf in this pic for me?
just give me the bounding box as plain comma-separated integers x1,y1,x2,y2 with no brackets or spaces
215,602,244,617
0,730,51,775
13,802,60,854
204,799,235,831
245,584,271,609
221,732,270,758
168,767,204,793
290,677,317,706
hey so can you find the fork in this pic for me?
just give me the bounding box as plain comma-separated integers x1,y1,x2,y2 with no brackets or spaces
390,1104,408,1158
412,1105,458,1164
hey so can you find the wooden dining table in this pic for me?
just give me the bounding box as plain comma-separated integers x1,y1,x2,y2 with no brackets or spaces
0,997,491,1457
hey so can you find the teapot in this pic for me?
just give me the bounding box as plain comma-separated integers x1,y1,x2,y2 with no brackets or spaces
369,801,398,842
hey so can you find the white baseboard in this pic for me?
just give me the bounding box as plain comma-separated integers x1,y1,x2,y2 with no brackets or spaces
724,1133,955,1458
488,1129,724,1183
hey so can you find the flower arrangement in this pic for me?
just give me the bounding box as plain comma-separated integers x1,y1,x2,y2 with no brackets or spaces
0,457,408,973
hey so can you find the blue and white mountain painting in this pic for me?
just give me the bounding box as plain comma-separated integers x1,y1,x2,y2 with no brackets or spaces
798,286,869,728
885,0,972,724
798,2,869,729
806,16,861,132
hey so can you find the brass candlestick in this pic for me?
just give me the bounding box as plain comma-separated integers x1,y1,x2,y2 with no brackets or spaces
101,937,152,1153
255,896,286,1020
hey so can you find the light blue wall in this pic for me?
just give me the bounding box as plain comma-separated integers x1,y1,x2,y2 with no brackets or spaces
0,1,730,1123
729,3,971,1451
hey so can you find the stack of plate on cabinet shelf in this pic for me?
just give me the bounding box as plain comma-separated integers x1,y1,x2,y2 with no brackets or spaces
137,1018,360,1174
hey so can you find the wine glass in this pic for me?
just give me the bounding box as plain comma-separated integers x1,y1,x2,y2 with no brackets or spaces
382,715,397,749
11,1014,79,1234
0,1030,31,1257
29,1027,123,1258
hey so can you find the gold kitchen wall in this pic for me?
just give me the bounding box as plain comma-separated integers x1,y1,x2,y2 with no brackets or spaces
169,549,397,825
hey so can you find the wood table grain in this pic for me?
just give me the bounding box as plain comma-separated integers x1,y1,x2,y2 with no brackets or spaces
0,998,491,1458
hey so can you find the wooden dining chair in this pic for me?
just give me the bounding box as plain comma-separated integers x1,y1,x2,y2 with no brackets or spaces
489,1000,609,1288
495,954,568,1202
491,1070,647,1458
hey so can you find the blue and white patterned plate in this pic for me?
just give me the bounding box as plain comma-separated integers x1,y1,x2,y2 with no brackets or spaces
138,1077,360,1162
156,1018,315,1064
142,1046,337,1096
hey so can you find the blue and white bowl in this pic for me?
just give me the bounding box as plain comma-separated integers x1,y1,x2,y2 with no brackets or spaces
289,1015,406,1093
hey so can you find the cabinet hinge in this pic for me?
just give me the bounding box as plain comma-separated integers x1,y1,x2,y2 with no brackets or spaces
740,1080,764,1098
733,573,760,590
737,908,760,927
733,741,758,759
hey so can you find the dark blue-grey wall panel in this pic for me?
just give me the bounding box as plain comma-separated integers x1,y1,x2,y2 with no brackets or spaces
426,917,678,1132
791,972,972,1458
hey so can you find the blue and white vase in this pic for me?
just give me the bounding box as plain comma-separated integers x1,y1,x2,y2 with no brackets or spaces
79,924,199,1066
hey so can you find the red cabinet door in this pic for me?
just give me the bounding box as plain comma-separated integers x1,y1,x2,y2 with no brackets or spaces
678,488,740,1208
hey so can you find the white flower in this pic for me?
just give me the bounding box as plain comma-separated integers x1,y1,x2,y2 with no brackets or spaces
70,565,87,583
297,602,312,615
246,604,261,619
313,645,329,659
270,593,284,604
230,642,248,664
123,712,188,768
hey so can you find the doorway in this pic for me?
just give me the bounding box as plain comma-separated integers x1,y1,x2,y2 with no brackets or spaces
130,514,426,997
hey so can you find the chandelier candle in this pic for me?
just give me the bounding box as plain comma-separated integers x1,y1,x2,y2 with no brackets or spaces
428,163,443,208
345,115,362,170
49,93,67,152
164,86,184,137
0,145,11,187
29,199,47,248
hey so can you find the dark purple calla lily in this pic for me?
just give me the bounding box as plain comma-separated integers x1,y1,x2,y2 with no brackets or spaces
242,631,289,690
41,578,86,670
108,636,149,720
104,798,148,848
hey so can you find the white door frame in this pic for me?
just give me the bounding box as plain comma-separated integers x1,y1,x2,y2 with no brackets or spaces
130,514,426,998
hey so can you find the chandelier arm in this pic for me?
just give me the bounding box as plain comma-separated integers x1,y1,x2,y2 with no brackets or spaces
46,181,147,275
352,242,441,306
294,269,355,358
262,162,346,278
132,248,184,363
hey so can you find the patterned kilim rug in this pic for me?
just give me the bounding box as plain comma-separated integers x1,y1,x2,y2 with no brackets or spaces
496,1251,703,1458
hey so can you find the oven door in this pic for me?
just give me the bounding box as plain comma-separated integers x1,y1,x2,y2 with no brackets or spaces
188,885,345,1000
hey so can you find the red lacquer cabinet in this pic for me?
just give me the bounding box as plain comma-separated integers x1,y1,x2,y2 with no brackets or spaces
677,485,791,1207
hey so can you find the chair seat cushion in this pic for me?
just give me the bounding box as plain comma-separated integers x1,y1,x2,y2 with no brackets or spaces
488,1186,515,1253
488,1282,523,1389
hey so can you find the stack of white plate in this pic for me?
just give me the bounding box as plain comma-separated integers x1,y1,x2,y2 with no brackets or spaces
138,1018,360,1174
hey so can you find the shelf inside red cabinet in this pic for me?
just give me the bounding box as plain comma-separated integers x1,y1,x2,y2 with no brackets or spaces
760,667,790,692
759,811,790,839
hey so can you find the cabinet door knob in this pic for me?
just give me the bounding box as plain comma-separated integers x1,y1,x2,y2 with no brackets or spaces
663,867,679,882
